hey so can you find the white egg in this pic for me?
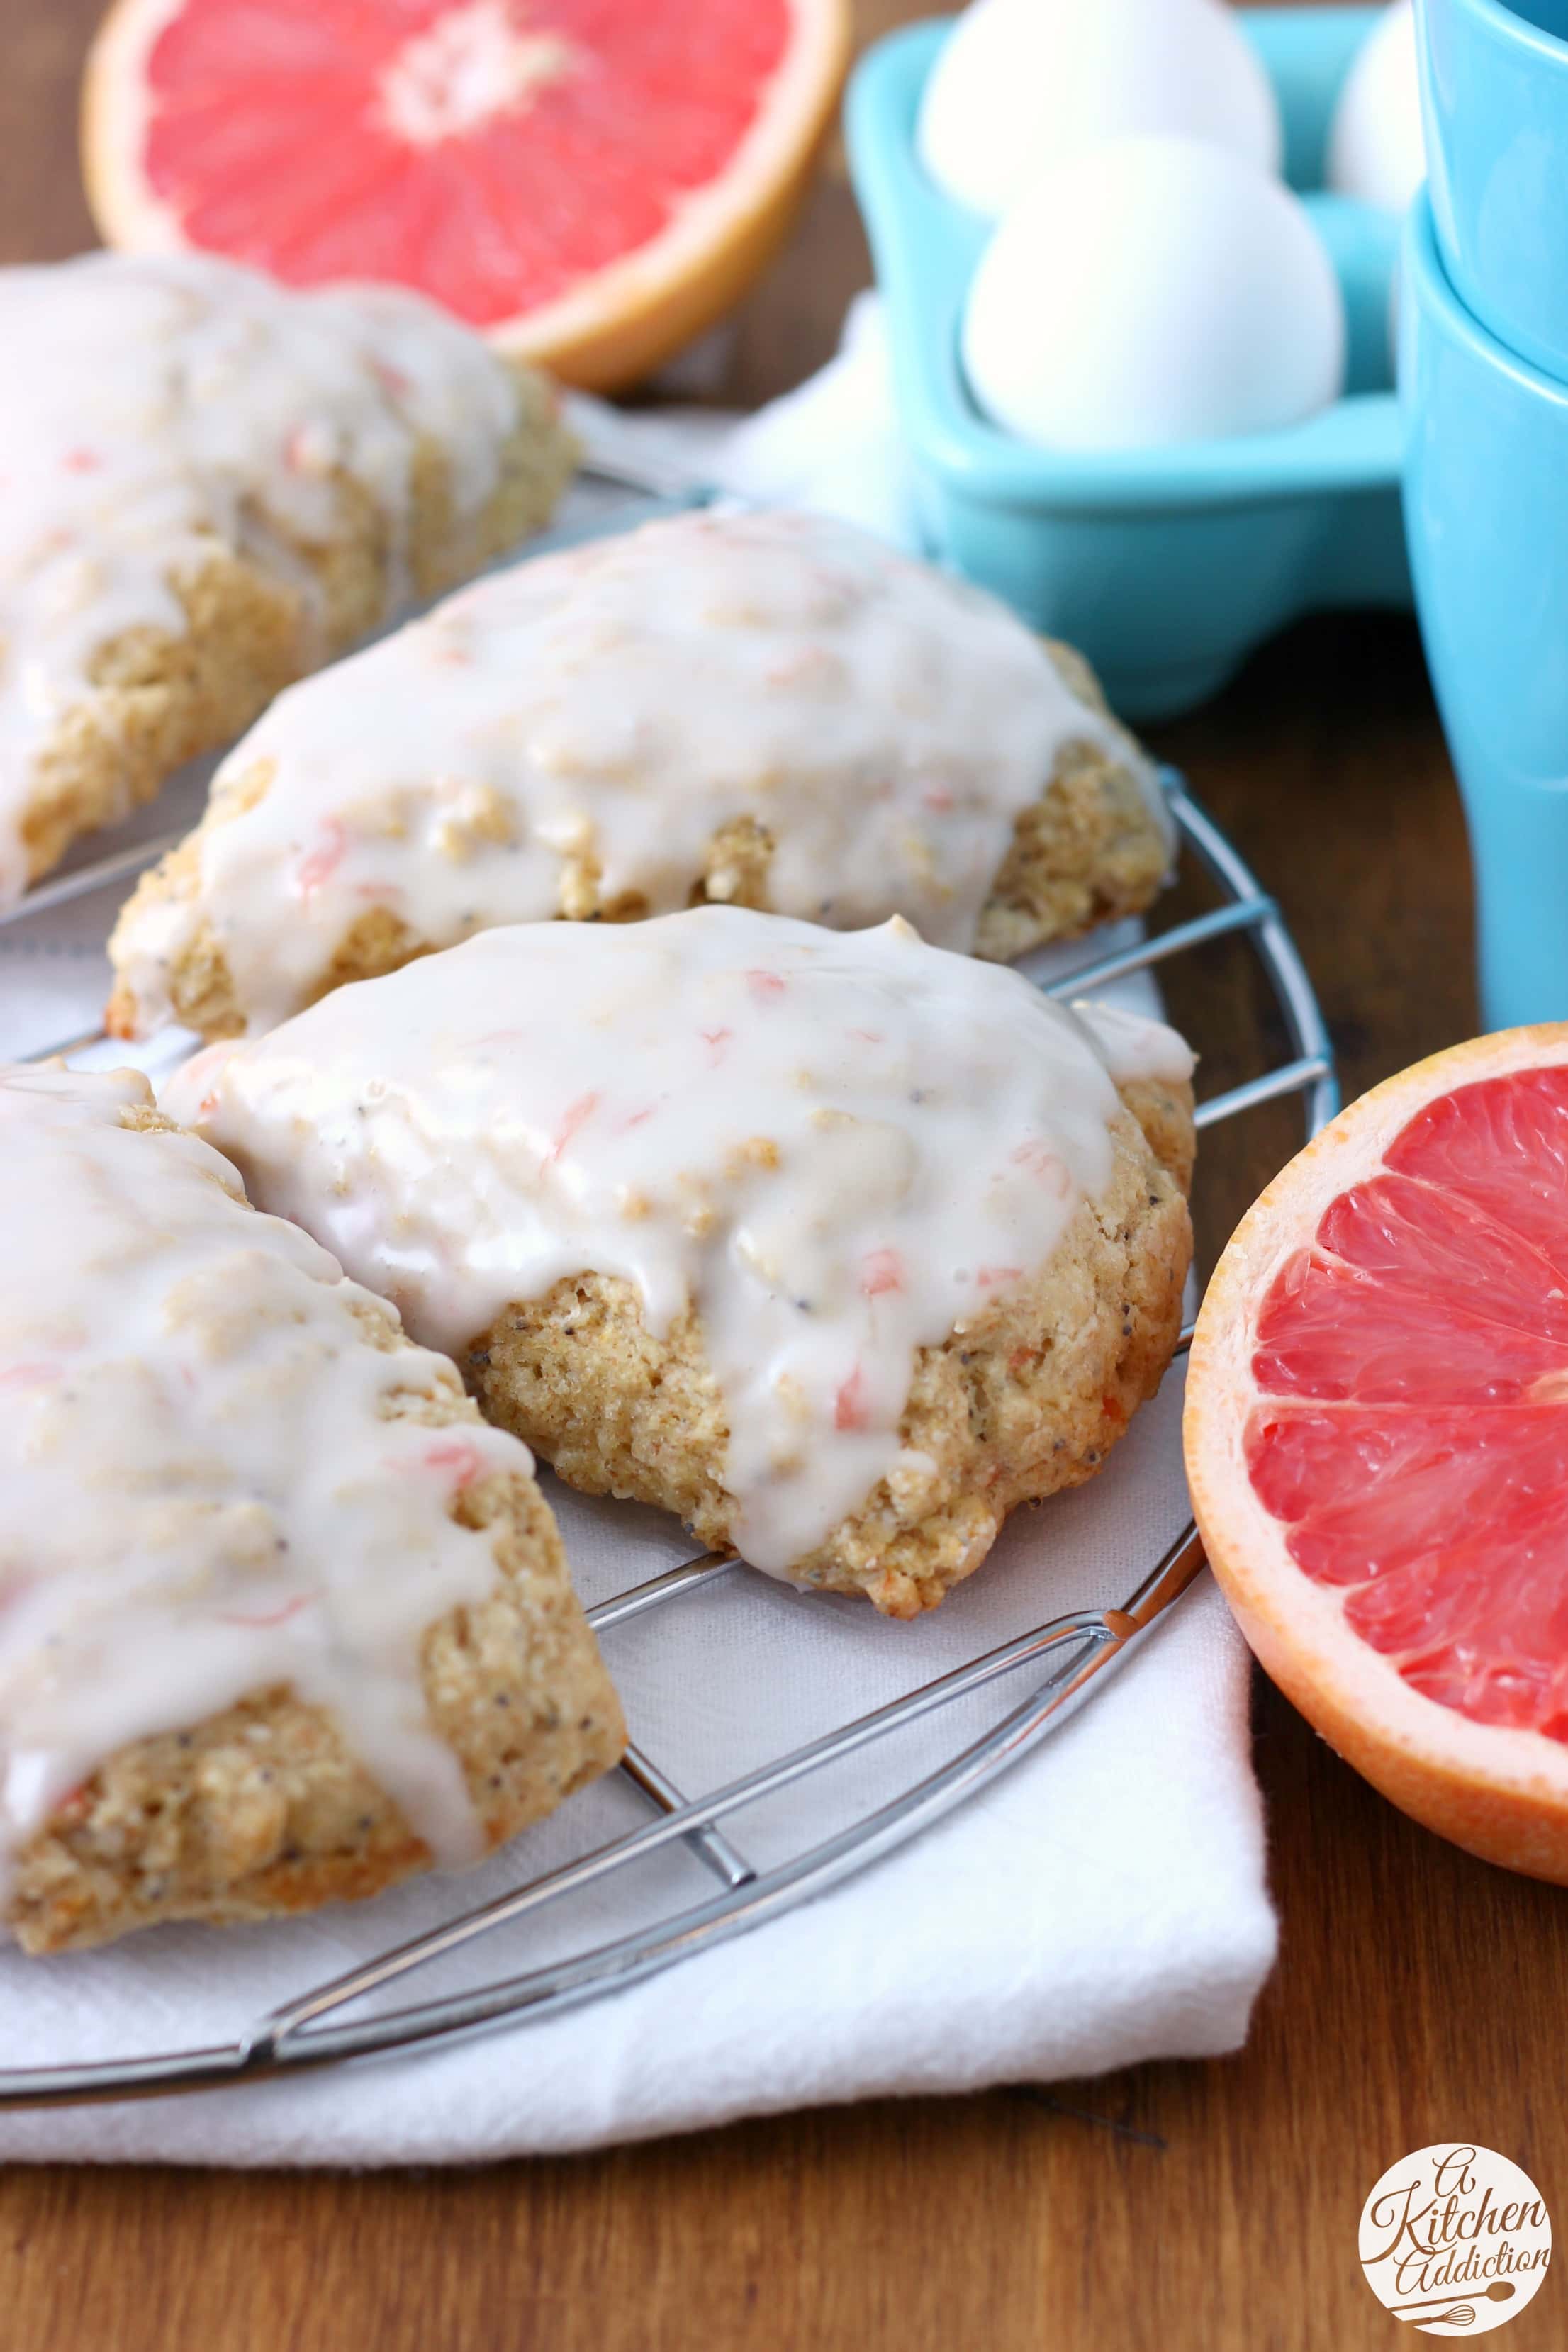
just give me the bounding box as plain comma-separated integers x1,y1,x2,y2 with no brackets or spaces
1326,1,1424,214
962,136,1346,452
917,0,1283,219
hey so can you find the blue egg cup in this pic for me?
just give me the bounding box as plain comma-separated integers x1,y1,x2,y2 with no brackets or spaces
845,6,1411,719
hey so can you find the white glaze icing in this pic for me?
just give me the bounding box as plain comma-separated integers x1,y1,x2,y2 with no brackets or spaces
0,1061,541,1913
171,908,1195,1574
0,249,528,902
113,507,1173,1036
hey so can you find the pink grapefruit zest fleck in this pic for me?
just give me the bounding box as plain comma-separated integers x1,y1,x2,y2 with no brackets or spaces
700,1026,734,1066
218,1595,311,1630
922,788,954,812
0,1361,62,1387
746,970,787,1001
370,355,413,399
295,817,347,898
860,1248,903,1298
548,1090,600,1160
62,447,101,473
1012,1140,1071,1196
976,1265,1024,1289
283,422,323,473
423,1438,486,1488
834,1363,869,1432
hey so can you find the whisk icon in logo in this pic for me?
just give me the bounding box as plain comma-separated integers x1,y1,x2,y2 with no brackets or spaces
1360,2144,1552,2334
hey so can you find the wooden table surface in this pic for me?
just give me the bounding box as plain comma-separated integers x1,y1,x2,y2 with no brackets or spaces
3,7,1561,2349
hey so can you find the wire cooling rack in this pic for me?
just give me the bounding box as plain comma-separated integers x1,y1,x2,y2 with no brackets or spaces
0,464,1338,2109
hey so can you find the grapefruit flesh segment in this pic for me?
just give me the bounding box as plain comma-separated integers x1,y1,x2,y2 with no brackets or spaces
140,0,790,318
83,0,850,389
1245,1065,1568,1745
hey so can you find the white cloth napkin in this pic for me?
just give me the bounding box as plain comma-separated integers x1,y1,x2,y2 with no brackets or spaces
0,357,1278,2164
569,293,918,547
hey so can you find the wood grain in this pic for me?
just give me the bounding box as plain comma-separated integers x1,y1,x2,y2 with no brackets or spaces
2,8,1563,2351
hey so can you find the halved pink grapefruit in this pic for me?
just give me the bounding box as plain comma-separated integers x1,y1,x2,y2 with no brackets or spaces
82,0,851,391
1185,1028,1568,1881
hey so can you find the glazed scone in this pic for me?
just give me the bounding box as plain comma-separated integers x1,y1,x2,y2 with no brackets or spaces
172,908,1196,1618
107,508,1172,1041
0,250,576,905
0,1063,623,1956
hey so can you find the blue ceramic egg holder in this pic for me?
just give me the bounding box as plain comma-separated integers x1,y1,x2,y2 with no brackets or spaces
846,6,1411,719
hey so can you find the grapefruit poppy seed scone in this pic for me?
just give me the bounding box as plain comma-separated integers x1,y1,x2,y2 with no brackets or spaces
171,907,1197,1619
0,250,575,904
106,507,1173,1041
0,1063,622,1956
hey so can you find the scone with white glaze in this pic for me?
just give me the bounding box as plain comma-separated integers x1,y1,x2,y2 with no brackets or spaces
107,508,1172,1041
171,908,1196,1619
0,250,576,905
0,1064,622,1956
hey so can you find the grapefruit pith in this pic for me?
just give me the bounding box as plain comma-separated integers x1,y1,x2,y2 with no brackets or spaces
1185,1027,1568,1881
82,0,851,392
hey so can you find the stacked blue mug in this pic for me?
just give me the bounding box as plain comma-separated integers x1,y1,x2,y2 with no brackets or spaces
1404,0,1568,1026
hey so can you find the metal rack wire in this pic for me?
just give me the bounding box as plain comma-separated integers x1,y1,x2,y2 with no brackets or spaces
0,476,1338,2110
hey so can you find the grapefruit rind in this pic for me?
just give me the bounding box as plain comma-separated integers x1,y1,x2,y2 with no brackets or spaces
79,0,852,393
1184,1024,1568,1882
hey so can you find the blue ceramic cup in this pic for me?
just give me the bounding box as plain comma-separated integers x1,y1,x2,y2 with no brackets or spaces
1417,0,1568,375
1401,188,1568,1026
